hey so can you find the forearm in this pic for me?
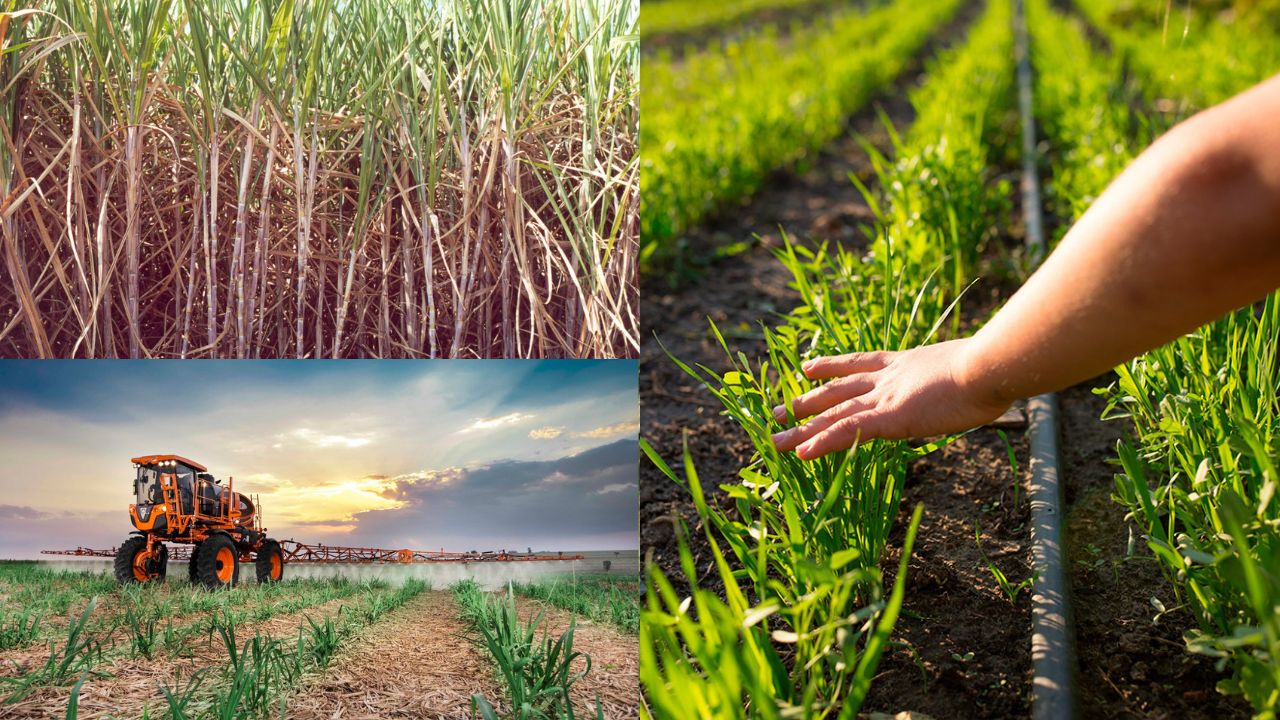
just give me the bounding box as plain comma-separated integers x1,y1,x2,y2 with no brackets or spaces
958,75,1280,405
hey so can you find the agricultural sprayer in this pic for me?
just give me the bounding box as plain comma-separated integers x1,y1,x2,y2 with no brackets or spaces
43,455,585,590
114,454,281,589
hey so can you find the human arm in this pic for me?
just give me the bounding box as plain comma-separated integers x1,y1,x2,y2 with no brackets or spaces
772,73,1280,460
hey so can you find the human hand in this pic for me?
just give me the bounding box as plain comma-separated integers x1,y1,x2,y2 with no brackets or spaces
770,339,1012,460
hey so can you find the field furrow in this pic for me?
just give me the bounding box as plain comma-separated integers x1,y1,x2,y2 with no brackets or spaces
286,591,499,720
640,0,963,266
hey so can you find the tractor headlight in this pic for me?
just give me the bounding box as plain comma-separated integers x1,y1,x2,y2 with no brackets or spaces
157,504,166,512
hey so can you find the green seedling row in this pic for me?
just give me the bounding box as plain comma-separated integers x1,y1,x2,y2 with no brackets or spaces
0,574,385,707
1025,0,1135,239
642,0,837,40
1031,1,1280,714
641,1,1016,715
1075,0,1280,114
453,580,599,720
511,575,640,634
640,0,962,270
144,579,428,720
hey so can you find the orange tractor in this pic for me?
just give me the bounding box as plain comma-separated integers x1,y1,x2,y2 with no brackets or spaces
115,455,284,589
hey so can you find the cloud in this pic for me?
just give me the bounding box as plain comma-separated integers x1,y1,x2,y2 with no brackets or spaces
279,428,375,449
573,420,639,439
341,438,639,551
529,426,564,439
0,505,52,521
460,413,533,433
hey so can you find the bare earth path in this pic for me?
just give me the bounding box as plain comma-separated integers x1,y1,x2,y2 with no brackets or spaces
288,591,499,720
514,597,638,719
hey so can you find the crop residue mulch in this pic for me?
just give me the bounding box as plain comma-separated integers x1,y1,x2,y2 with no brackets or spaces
287,591,498,720
1059,380,1252,719
513,597,639,719
0,595,354,719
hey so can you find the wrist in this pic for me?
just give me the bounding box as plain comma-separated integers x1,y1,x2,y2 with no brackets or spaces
952,333,1019,411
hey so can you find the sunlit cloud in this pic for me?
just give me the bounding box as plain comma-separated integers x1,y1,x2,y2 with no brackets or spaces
243,473,405,527
529,426,564,439
278,428,375,449
573,420,639,439
595,483,631,495
460,412,532,433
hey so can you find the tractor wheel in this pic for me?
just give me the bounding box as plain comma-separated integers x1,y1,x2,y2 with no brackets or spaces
114,536,166,585
256,540,284,584
194,534,239,590
188,543,201,584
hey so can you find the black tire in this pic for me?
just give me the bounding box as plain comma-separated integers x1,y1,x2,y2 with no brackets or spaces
114,535,166,585
188,542,201,584
193,534,239,590
154,543,169,581
255,539,284,584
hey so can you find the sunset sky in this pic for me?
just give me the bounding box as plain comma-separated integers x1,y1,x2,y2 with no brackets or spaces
0,361,638,558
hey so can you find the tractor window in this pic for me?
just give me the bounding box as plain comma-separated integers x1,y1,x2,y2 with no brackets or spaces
135,467,162,504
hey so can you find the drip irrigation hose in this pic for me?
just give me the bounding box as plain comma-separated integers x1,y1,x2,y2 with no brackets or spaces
1014,0,1078,717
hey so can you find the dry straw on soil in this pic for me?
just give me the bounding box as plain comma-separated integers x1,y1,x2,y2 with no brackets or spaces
0,0,638,358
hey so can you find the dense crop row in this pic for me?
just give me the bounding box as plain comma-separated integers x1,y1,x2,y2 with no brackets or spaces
0,0,637,359
512,575,640,633
453,580,598,719
151,579,427,719
1075,0,1280,115
0,562,426,717
640,0,961,268
642,0,834,41
641,1,1015,715
1031,1,1280,714
0,572,375,706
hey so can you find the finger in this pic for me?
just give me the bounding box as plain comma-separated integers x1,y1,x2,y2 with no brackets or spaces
772,397,872,451
801,351,892,380
796,413,887,460
772,374,875,422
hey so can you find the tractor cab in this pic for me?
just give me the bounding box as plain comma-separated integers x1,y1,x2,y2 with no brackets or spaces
130,455,207,533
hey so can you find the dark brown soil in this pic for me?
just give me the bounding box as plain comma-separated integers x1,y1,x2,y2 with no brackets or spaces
863,426,1034,718
1059,380,1253,720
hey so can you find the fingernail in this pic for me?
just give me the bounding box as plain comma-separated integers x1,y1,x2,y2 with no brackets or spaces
772,405,785,421
771,430,789,447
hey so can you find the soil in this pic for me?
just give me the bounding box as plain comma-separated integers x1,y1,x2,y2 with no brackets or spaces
861,426,1033,717
1058,380,1253,719
288,591,500,720
514,597,640,719
0,595,354,719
